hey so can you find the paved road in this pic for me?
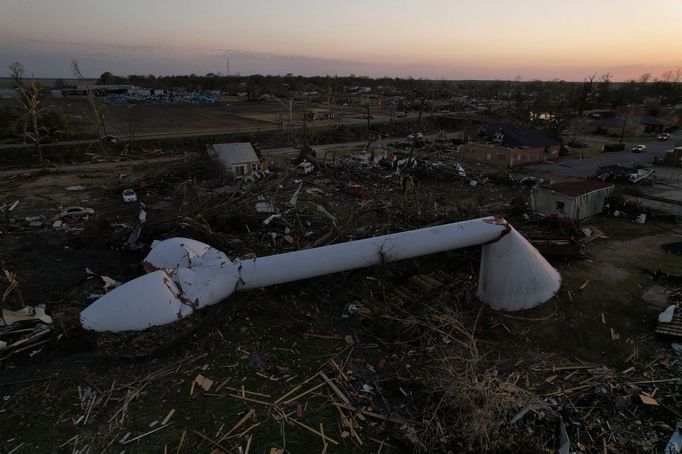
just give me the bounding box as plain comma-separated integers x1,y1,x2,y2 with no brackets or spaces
525,131,682,178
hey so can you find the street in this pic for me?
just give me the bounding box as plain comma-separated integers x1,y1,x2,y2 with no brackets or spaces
525,131,682,178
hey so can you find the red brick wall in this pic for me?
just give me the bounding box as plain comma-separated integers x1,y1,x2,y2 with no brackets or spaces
455,143,559,168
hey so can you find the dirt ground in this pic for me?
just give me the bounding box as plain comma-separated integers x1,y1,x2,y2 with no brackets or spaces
0,153,680,453
3,97,390,140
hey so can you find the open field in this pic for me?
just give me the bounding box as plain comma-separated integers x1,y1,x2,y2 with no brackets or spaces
1,97,412,143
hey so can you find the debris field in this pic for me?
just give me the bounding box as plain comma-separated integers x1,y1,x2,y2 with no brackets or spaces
0,142,681,453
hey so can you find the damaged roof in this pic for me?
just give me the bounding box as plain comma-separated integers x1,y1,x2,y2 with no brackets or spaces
480,122,560,148
208,142,259,166
638,116,671,126
547,179,614,197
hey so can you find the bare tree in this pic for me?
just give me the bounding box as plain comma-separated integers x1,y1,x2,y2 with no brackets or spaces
619,105,633,144
124,105,140,156
71,59,106,140
326,76,335,113
599,73,612,100
271,89,299,140
365,104,372,150
9,63,45,163
8,62,25,88
8,62,28,142
23,81,44,163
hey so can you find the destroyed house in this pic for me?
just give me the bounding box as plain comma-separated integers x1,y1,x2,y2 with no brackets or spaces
455,143,552,168
530,180,614,220
304,109,336,121
455,123,561,167
589,117,645,136
207,143,266,177
639,116,674,134
480,123,561,155
664,147,682,167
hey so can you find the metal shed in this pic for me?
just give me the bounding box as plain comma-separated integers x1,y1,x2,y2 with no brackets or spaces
530,180,614,220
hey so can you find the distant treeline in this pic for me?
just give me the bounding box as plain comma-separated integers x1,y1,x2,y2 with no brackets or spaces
94,71,682,107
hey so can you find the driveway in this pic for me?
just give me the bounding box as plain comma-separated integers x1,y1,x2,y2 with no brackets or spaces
524,131,681,179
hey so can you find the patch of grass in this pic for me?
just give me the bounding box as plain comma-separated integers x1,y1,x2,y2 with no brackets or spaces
570,145,603,159
629,252,682,275
627,135,657,144
588,216,673,240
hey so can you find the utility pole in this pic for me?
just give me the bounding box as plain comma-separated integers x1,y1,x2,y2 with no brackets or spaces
619,106,630,144
226,55,230,76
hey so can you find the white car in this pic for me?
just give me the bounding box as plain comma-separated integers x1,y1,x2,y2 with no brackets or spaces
53,206,95,221
631,144,647,153
297,160,315,175
407,132,424,140
122,189,138,203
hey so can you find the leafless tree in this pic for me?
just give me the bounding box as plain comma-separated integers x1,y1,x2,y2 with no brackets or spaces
619,105,633,144
271,89,299,140
326,76,335,113
71,59,106,140
124,105,140,156
8,62,46,163
8,62,28,141
599,73,612,98
365,104,372,150
8,62,25,88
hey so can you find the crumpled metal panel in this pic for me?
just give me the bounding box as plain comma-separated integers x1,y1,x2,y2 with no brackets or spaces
143,237,214,270
81,240,237,331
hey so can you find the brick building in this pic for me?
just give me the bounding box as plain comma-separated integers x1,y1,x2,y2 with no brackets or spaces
453,123,561,168
454,143,559,168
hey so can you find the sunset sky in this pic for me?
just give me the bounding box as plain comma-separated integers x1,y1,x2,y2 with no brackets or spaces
1,0,681,81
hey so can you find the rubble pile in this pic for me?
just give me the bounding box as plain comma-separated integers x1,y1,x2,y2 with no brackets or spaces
0,145,680,453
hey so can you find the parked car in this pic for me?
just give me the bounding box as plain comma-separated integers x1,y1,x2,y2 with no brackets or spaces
396,112,407,118
657,133,670,141
53,206,95,221
102,135,120,144
407,132,424,140
296,160,314,175
122,188,138,203
632,144,647,153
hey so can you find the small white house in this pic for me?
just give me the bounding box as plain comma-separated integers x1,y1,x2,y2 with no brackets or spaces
530,180,614,220
207,143,265,178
